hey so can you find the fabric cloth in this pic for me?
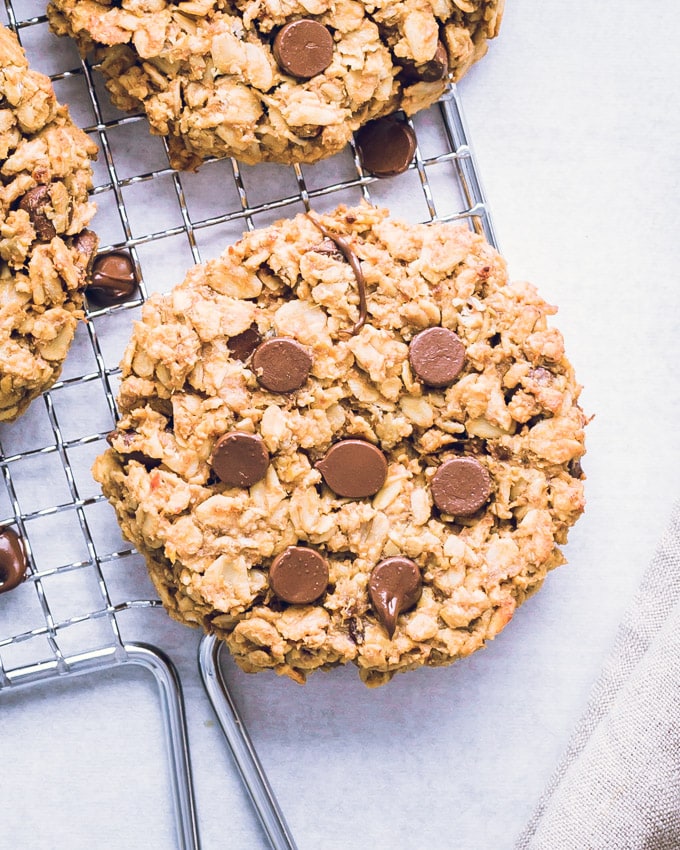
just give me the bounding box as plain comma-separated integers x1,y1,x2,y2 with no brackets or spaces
517,500,680,850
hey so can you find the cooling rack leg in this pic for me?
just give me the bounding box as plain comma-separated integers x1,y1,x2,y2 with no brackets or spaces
0,643,201,848
198,634,299,850
126,643,201,850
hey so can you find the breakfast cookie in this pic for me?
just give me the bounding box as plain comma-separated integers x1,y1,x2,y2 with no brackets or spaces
47,0,503,168
93,203,587,686
0,25,98,422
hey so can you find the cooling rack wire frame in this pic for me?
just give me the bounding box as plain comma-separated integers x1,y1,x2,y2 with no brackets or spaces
0,2,496,847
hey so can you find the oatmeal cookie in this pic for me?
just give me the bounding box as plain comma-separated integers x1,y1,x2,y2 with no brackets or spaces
47,0,503,168
93,204,587,686
0,25,98,422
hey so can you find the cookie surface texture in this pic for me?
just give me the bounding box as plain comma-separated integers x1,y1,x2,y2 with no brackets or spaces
0,25,98,422
47,0,504,168
93,203,587,686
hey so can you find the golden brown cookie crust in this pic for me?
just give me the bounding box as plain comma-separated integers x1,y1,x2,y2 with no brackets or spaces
0,25,98,422
47,0,503,168
93,203,586,686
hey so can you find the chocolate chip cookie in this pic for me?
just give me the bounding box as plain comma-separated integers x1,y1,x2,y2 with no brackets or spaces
92,203,587,686
47,0,503,168
0,25,98,422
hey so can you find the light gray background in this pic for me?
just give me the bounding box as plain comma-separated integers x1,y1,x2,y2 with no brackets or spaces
1,2,679,849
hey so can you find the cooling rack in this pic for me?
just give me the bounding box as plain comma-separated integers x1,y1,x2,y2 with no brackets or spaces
0,1,496,847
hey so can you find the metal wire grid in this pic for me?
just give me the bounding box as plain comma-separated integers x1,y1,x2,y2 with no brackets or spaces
0,6,497,848
0,4,495,686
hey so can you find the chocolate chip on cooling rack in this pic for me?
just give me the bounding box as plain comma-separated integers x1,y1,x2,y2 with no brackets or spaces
355,116,417,177
431,456,491,517
87,250,138,306
269,546,330,604
252,337,312,393
315,439,388,498
18,185,57,241
272,19,334,79
0,527,28,595
368,556,423,637
211,431,270,488
409,327,466,387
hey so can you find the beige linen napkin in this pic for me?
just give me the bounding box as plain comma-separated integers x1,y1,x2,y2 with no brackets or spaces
516,500,680,850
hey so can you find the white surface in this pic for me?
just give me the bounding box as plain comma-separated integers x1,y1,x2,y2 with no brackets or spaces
1,2,680,849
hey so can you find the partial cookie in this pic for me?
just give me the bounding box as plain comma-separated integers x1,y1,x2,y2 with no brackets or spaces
0,25,98,422
93,204,587,686
47,0,503,168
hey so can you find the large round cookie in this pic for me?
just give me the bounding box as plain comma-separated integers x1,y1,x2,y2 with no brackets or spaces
93,204,587,686
0,25,98,422
47,0,503,168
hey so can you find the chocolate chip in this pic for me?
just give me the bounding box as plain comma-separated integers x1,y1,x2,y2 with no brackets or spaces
409,327,466,387
0,527,28,595
107,428,136,448
72,229,99,274
399,40,449,83
87,251,138,306
252,337,312,393
315,439,388,498
273,19,334,79
368,556,422,638
355,117,417,177
431,456,491,516
227,326,262,362
211,431,270,488
106,430,159,469
18,185,56,240
269,546,329,604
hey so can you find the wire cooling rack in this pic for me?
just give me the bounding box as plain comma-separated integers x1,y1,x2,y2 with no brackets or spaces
0,2,495,847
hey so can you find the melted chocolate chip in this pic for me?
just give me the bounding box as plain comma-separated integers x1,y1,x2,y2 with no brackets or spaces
409,327,466,387
315,439,388,498
19,185,56,240
306,214,367,334
227,326,262,362
252,337,312,393
87,251,138,306
355,117,417,177
211,431,270,488
399,40,449,83
269,546,329,604
0,527,28,595
273,19,334,79
431,457,491,516
348,615,365,645
368,556,422,638
312,238,344,260
488,443,512,463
